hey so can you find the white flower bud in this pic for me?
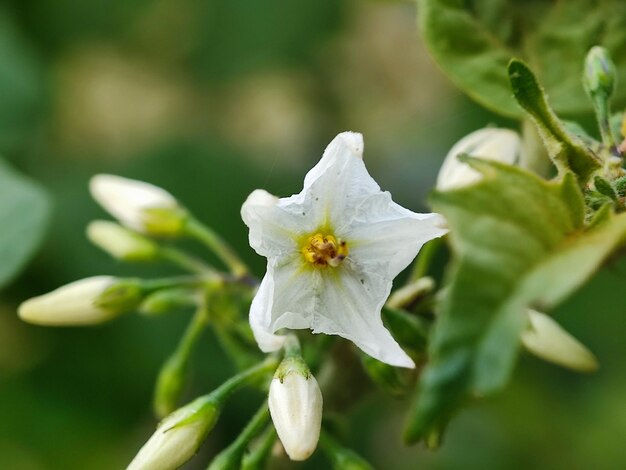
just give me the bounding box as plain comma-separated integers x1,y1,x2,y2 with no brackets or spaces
89,174,187,236
18,276,119,326
87,220,159,261
521,310,598,373
436,128,521,191
268,368,323,461
127,396,220,470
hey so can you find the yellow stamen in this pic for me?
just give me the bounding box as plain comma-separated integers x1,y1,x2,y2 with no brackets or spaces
301,233,348,268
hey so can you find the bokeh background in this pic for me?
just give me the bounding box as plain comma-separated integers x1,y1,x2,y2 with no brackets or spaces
1,0,625,469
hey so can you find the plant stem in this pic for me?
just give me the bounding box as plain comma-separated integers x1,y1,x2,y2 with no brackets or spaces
159,245,218,276
185,218,249,278
206,402,271,469
211,357,279,403
241,426,277,470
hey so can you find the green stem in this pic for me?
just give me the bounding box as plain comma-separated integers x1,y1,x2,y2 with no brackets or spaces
141,275,212,293
159,246,218,276
211,357,279,404
154,305,210,417
207,403,270,469
241,426,277,470
185,218,249,278
283,334,302,359
179,306,209,358
594,96,616,151
407,237,442,283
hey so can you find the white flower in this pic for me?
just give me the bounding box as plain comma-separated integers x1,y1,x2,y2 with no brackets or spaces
269,370,323,461
521,310,598,372
127,396,219,470
87,220,159,261
18,276,118,326
89,174,185,236
436,127,521,191
241,132,447,367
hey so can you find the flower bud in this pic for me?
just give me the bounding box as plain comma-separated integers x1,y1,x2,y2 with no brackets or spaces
87,220,159,261
153,355,187,419
89,174,187,237
583,46,616,99
268,358,323,461
127,395,220,470
521,310,598,373
18,276,132,326
436,128,521,191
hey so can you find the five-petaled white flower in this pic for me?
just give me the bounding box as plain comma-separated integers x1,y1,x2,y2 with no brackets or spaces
241,132,447,368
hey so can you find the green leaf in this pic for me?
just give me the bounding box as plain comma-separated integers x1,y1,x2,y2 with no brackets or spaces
405,159,626,443
508,59,600,183
0,159,51,289
418,0,626,117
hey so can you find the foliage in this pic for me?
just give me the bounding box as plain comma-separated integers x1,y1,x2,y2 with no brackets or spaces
0,159,50,289
418,0,626,117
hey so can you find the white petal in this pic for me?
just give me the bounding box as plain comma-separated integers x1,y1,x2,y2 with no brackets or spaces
18,276,117,326
312,265,415,368
249,274,287,352
241,189,301,258
252,261,318,334
521,310,598,372
258,259,413,367
90,174,178,232
303,131,364,190
342,191,448,278
436,128,521,191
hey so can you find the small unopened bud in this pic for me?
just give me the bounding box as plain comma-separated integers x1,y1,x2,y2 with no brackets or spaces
268,358,322,461
583,46,616,99
18,276,133,326
90,174,187,237
521,310,598,373
436,128,521,191
87,220,159,261
127,395,220,470
153,355,187,419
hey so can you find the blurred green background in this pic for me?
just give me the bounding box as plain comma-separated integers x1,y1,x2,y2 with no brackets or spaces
1,0,625,468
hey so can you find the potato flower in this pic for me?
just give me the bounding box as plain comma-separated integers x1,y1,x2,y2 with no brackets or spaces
241,132,447,367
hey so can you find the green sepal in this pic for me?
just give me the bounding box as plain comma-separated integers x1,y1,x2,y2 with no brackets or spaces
508,59,601,184
594,176,618,201
94,278,144,313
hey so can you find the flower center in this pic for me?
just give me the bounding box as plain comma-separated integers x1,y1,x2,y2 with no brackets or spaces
301,233,348,268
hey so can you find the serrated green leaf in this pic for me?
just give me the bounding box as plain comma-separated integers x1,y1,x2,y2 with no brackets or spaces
418,0,626,117
405,159,626,443
0,159,51,289
508,60,600,184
